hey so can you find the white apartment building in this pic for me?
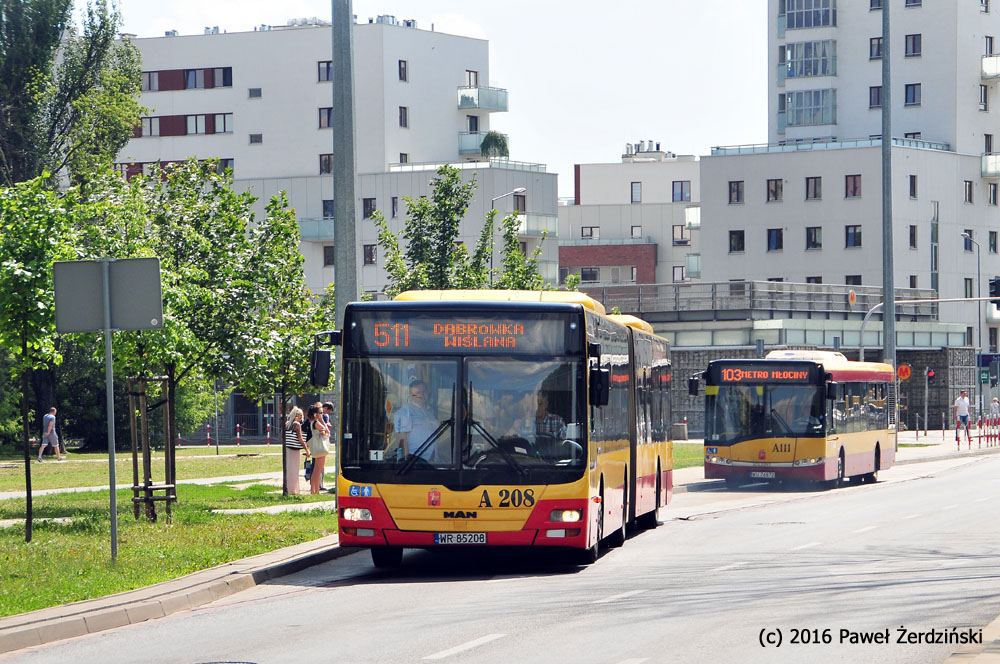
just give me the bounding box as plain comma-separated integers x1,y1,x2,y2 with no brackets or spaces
701,0,1000,353
118,16,558,294
557,142,701,285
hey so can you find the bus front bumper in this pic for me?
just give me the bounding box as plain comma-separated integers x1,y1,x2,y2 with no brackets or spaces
704,458,833,482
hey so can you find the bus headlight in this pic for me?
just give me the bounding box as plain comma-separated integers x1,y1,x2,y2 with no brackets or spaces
550,509,583,523
341,508,373,521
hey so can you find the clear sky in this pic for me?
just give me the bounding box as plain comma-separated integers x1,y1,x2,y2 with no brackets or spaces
112,0,768,197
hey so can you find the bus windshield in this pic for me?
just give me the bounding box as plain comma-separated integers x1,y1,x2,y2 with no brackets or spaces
340,356,585,484
705,384,826,443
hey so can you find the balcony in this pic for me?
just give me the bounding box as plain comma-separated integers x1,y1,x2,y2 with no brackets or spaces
560,236,654,247
298,218,334,242
516,213,558,237
777,58,837,86
713,136,950,156
777,14,786,38
457,86,508,112
459,131,507,155
984,55,1000,79
983,153,1000,177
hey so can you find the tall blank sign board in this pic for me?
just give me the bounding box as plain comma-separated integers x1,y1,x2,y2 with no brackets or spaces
54,258,163,333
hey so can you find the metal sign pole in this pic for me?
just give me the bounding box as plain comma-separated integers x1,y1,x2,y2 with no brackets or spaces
102,260,119,561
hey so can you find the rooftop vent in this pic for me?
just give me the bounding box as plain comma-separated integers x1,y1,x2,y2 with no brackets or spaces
164,29,178,37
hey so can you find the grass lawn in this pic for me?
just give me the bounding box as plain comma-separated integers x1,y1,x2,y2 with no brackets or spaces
0,446,286,492
673,442,704,470
0,483,336,618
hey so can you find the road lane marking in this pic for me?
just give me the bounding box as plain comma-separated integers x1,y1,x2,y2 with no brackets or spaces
903,513,921,520
423,634,506,660
853,526,876,534
709,562,747,572
614,659,650,664
942,504,958,510
593,589,647,604
792,542,821,551
975,497,990,503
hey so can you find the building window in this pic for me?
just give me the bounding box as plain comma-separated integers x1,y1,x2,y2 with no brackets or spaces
673,266,686,282
965,180,975,203
728,180,745,204
141,71,159,92
988,134,995,155
806,226,822,249
992,327,999,354
186,115,206,135
869,86,882,109
363,198,376,219
216,158,234,174
467,115,479,133
991,182,998,205
981,85,990,112
212,67,232,87
805,176,822,200
904,83,921,106
806,276,823,284
631,182,642,203
399,106,408,128
988,36,995,55
248,87,262,98
990,230,998,253
729,230,745,253
672,225,688,245
904,34,922,57
767,178,783,202
319,153,333,174
140,117,159,137
779,40,837,78
845,174,862,198
870,0,882,8
783,88,836,126
846,225,862,248
767,228,783,251
580,267,599,283
964,229,975,251
966,278,975,298
909,174,918,198
322,200,334,218
398,59,408,82
399,153,408,164
184,68,205,89
905,0,921,5
249,133,263,144
581,226,600,239
869,37,883,59
783,0,837,29
363,244,377,266
984,0,991,13
672,180,691,202
318,61,332,82
845,275,862,286
213,113,233,133
319,107,333,128
632,225,643,238
323,245,335,267
465,70,479,87
909,225,918,248
905,131,922,139
391,197,398,218
513,193,526,212
908,275,917,288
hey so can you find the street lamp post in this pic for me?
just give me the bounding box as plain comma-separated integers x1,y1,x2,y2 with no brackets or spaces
962,232,982,419
489,187,526,284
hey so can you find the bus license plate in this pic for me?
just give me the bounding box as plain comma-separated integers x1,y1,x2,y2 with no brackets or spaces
435,532,486,545
750,471,776,479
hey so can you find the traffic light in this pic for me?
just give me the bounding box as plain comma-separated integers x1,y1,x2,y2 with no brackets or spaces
990,277,1000,307
926,368,936,383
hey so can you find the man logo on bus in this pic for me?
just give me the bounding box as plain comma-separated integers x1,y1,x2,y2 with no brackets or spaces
759,450,766,460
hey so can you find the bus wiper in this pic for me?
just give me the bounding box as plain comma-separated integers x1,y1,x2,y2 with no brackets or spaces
770,408,793,436
469,420,527,476
397,383,456,476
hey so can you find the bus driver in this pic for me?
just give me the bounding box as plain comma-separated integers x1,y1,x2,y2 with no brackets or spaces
391,380,449,464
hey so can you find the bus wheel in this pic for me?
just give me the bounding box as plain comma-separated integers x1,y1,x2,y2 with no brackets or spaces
862,445,880,484
608,485,627,548
833,449,845,488
371,546,403,569
576,490,603,565
639,466,661,530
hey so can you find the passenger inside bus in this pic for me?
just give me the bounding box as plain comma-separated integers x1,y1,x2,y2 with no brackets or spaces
388,380,451,464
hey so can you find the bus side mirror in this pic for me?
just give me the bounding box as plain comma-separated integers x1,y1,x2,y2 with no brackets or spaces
827,381,838,401
688,376,700,397
316,330,342,347
589,367,610,406
310,349,331,387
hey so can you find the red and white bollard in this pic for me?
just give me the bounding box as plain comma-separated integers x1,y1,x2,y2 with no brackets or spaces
978,416,983,448
178,432,181,448
206,424,211,446
266,422,271,446
236,423,241,447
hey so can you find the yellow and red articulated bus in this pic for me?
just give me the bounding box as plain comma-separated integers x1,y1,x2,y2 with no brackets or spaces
695,350,895,488
314,290,673,568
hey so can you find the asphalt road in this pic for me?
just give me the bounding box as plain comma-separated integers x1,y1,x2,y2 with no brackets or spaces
7,456,1000,664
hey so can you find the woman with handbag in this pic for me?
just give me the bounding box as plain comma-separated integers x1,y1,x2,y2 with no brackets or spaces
307,403,331,494
284,407,309,495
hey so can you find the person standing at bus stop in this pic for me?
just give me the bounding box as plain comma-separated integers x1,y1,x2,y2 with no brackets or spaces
283,407,308,494
955,390,971,446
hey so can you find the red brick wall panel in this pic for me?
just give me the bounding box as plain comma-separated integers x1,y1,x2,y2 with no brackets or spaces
559,244,658,283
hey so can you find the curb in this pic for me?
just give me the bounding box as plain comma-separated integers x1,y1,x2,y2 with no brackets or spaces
0,538,360,654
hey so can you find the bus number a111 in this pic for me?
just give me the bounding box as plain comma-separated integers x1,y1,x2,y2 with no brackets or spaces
374,322,410,348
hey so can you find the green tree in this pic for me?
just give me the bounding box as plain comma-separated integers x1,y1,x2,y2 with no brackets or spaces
479,130,509,159
0,0,145,186
493,212,547,291
0,175,78,540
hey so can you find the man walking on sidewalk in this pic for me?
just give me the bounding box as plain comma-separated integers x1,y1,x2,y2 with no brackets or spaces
36,407,64,462
955,390,971,448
